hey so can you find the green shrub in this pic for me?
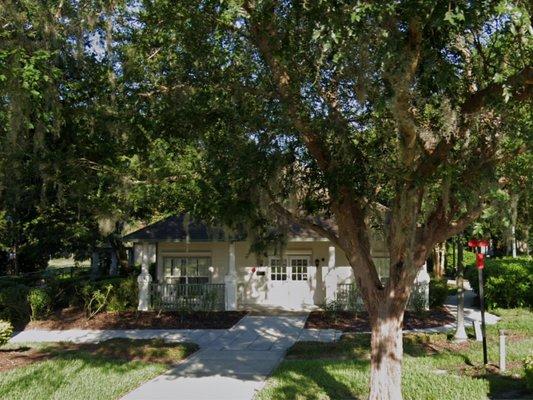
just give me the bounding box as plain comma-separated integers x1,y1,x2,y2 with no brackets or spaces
0,320,13,347
0,284,30,326
525,354,533,391
429,278,449,308
445,248,476,276
28,288,53,320
465,257,532,309
78,277,138,317
45,275,88,309
107,277,138,312
409,287,428,313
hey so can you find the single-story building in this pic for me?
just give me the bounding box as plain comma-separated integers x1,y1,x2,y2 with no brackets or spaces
123,214,430,312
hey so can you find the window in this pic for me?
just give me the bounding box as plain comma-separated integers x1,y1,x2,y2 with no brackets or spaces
164,256,210,284
270,258,287,281
290,258,308,281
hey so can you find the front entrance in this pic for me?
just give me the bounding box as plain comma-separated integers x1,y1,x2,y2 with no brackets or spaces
265,256,315,309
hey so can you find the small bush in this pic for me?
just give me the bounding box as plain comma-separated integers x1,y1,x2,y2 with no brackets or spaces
0,284,30,326
28,288,53,320
78,277,138,317
466,257,532,309
107,277,138,312
0,320,13,347
429,278,449,308
525,355,533,391
409,287,428,312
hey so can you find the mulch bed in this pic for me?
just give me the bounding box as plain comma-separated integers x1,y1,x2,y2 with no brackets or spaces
26,307,248,330
0,347,52,372
305,308,455,332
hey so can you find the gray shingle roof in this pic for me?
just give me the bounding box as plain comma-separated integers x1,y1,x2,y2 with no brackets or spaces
123,215,231,242
123,214,334,242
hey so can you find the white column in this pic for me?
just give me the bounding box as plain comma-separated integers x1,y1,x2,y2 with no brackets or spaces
324,245,337,302
224,242,238,311
414,261,430,310
137,242,152,311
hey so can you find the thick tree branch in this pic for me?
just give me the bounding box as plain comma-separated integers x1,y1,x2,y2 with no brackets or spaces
386,18,423,168
243,2,333,174
461,66,533,115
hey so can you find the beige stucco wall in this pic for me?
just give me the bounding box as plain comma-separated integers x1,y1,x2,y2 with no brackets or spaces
156,242,230,284
135,234,390,310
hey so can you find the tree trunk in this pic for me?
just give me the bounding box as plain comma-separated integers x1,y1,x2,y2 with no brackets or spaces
433,244,444,278
369,305,404,400
454,238,468,341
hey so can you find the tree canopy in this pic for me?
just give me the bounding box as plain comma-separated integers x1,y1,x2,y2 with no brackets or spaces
0,1,531,398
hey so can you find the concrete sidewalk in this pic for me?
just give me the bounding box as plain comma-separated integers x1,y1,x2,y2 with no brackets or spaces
445,279,500,325
121,315,311,400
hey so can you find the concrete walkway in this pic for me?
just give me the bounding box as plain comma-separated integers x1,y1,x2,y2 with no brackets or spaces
121,314,317,400
444,279,500,325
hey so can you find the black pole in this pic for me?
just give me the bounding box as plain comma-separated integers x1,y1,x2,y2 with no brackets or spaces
477,247,488,365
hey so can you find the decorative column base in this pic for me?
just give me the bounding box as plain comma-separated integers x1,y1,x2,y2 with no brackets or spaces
224,274,238,311
137,272,152,311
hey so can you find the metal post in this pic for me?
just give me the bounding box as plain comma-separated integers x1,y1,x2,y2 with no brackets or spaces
478,259,488,365
454,238,467,342
499,330,506,372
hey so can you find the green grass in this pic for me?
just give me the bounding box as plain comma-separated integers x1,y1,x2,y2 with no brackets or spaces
258,308,533,400
0,339,198,400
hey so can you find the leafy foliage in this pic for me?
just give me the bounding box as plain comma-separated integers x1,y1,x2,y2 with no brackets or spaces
428,278,449,308
79,277,138,317
27,287,52,320
525,354,533,391
0,319,13,347
466,257,533,309
0,284,30,326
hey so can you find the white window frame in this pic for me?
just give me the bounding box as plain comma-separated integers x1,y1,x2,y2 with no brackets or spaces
269,256,287,281
289,256,309,281
269,255,309,281
164,256,211,284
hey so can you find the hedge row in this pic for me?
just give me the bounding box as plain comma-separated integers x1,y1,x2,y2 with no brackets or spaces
0,275,138,327
465,257,532,309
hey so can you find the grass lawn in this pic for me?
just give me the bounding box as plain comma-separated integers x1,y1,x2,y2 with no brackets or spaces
0,338,198,400
257,308,533,400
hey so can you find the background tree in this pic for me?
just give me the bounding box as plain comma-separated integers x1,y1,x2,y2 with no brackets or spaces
0,0,128,273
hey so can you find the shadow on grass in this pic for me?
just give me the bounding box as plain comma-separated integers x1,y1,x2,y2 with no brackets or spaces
265,359,367,400
475,369,531,399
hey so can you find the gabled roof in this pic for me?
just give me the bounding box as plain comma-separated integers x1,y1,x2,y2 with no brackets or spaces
123,215,234,242
123,214,334,243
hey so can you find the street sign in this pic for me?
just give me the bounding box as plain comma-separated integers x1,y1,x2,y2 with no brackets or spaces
468,238,489,365
476,253,485,269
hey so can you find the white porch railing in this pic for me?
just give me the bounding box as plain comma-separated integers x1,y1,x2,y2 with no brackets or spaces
336,280,430,312
150,283,225,311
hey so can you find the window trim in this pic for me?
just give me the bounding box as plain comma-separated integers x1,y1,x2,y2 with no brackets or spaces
269,255,309,281
163,256,211,284
289,256,309,281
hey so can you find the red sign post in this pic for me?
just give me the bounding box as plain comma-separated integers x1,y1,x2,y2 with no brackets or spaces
469,239,489,365
476,253,485,269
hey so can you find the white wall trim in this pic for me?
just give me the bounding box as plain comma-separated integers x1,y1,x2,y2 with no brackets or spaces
280,249,313,255
160,251,212,257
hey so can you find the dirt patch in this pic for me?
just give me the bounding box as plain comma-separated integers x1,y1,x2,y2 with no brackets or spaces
0,347,52,372
305,308,455,332
26,308,247,330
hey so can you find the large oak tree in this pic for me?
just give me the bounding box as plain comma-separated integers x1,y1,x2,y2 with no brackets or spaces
122,1,532,398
